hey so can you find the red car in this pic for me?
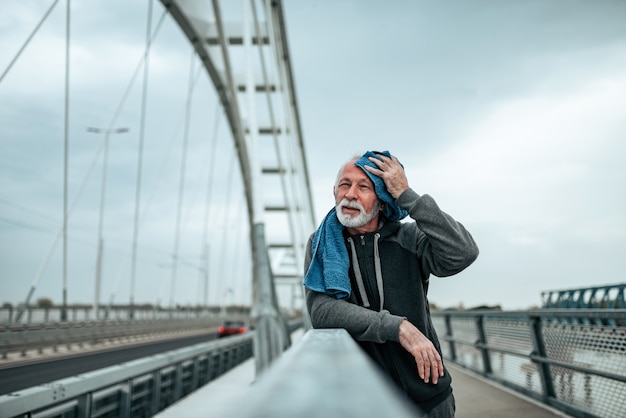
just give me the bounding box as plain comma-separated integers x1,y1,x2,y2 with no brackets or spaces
218,320,247,338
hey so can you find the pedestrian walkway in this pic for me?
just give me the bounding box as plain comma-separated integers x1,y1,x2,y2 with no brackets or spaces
157,328,570,417
448,363,569,418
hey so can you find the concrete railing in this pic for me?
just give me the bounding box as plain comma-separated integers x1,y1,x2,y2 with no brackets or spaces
230,329,422,418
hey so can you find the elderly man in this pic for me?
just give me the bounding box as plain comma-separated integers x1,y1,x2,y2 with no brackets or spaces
304,151,479,417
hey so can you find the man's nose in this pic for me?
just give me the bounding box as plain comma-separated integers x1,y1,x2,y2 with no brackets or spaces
344,184,358,199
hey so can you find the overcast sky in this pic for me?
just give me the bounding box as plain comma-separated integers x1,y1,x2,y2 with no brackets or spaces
285,0,626,309
1,1,625,311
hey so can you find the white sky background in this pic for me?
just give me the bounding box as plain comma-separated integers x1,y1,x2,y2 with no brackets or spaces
0,1,625,311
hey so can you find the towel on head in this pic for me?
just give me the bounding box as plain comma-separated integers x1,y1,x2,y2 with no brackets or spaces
303,150,408,299
355,151,409,222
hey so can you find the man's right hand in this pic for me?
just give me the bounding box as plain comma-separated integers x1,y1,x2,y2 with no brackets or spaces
398,319,444,384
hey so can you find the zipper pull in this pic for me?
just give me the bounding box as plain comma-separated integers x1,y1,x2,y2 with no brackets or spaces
360,235,365,245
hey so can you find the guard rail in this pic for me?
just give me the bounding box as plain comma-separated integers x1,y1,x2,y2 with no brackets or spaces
0,332,254,418
0,318,223,359
432,308,626,418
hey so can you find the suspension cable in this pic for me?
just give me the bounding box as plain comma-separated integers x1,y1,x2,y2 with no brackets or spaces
0,0,60,85
198,99,222,308
108,60,202,311
129,0,154,315
216,153,237,304
15,6,168,322
168,49,196,309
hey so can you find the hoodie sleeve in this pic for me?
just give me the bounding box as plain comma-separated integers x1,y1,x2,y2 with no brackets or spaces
396,189,479,278
304,234,405,343
306,288,405,343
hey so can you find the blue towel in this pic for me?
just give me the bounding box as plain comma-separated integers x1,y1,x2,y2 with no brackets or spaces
303,207,350,298
355,151,409,222
303,151,408,299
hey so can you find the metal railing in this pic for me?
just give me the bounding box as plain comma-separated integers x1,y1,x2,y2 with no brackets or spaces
229,329,422,418
3,308,624,418
541,283,626,309
431,309,626,418
0,332,254,418
0,306,251,324
1,318,224,359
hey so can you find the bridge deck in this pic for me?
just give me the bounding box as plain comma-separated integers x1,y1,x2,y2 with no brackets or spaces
156,330,569,418
449,364,568,418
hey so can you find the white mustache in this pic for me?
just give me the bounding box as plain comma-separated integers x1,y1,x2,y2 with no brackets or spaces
339,199,364,212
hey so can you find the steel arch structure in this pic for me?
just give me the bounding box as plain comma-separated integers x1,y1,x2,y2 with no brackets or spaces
159,0,315,373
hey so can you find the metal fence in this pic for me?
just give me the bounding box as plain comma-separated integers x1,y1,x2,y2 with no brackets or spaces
541,283,625,309
0,306,251,325
431,309,626,418
1,318,224,359
3,308,624,417
0,332,254,418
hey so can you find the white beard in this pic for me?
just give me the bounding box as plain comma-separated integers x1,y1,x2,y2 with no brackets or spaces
335,198,381,228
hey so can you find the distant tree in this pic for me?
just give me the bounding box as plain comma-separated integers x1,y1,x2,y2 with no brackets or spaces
36,297,54,308
468,304,502,311
2,302,13,309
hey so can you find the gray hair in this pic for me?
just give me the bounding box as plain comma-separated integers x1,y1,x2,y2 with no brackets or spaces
334,153,363,186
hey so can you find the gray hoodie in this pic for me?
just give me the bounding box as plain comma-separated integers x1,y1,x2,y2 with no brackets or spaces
304,188,479,412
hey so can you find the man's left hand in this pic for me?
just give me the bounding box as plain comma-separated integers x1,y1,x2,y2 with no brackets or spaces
363,153,409,199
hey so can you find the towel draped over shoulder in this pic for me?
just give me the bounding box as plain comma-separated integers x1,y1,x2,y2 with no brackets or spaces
303,151,408,299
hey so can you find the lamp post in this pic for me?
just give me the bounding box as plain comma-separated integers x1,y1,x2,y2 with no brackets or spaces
87,127,129,320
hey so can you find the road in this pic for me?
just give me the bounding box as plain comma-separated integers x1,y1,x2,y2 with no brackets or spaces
0,332,218,395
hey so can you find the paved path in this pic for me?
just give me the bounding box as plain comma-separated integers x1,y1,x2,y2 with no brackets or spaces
449,363,570,418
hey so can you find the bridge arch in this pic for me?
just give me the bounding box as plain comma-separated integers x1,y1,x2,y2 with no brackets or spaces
1,0,315,372
160,0,315,371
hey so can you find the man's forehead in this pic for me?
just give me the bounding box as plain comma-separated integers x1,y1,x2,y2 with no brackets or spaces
338,163,373,184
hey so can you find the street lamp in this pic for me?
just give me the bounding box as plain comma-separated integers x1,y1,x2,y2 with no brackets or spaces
87,126,129,320
87,127,129,134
